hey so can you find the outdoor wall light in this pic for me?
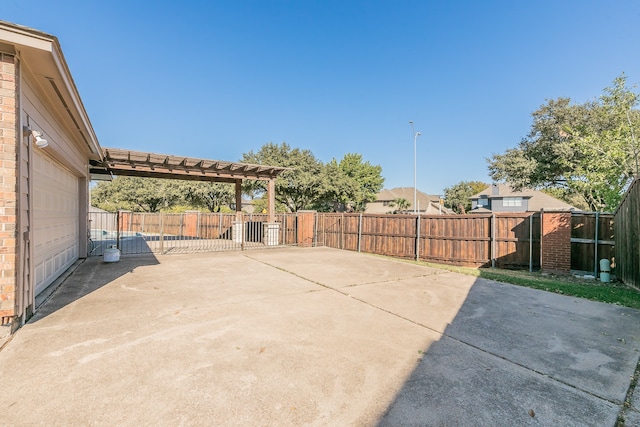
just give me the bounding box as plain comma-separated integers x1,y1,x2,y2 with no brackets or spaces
33,131,48,148
23,126,48,148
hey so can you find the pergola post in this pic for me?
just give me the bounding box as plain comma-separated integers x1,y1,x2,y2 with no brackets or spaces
268,179,275,222
232,180,243,244
235,180,242,219
263,178,280,246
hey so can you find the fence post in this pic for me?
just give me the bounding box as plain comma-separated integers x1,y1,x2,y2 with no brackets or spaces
116,211,121,250
357,213,363,252
540,209,544,270
491,213,496,268
159,212,164,254
241,212,245,251
314,212,319,247
594,212,599,277
323,214,326,247
529,213,533,272
341,213,345,250
197,212,201,239
415,215,420,261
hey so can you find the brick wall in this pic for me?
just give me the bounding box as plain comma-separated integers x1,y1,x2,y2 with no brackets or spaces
0,52,18,322
541,211,571,275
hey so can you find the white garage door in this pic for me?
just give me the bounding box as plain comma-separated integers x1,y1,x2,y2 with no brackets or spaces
33,150,80,296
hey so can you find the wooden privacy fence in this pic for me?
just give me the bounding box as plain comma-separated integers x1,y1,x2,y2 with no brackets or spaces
315,211,614,272
316,212,542,269
615,179,640,289
89,209,617,274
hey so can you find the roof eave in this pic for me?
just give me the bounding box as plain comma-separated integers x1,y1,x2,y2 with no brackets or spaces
0,20,102,158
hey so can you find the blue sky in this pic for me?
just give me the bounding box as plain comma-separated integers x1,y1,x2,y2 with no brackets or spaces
3,0,640,194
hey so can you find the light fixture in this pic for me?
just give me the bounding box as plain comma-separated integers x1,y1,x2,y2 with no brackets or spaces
34,131,48,148
23,126,48,148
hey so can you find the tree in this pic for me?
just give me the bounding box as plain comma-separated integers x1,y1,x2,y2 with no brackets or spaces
241,142,327,212
443,181,489,214
91,177,186,212
389,197,410,213
487,74,639,211
321,153,384,212
241,143,384,213
184,182,234,212
316,159,358,212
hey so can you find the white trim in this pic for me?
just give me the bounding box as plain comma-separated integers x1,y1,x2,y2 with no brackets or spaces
0,27,52,52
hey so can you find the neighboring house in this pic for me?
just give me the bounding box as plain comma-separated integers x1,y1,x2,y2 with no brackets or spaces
365,187,453,215
469,184,576,213
0,21,103,325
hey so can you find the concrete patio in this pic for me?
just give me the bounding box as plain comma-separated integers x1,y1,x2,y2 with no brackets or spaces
1,247,640,426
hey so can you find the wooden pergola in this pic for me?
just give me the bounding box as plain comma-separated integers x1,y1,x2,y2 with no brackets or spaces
90,148,288,221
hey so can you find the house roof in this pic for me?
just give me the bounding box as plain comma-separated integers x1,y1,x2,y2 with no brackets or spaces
91,148,289,183
471,184,575,211
470,207,492,214
2,20,288,186
376,187,440,204
0,20,102,159
366,187,453,214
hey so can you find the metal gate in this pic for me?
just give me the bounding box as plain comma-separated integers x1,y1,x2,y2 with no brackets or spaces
88,210,299,256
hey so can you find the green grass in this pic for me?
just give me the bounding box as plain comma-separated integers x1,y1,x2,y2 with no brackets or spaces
413,260,640,310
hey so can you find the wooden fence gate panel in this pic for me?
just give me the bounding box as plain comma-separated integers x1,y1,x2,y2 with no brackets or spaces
571,213,615,275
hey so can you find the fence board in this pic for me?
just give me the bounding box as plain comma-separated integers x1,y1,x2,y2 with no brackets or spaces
614,179,640,288
317,212,542,268
91,209,616,275
571,212,615,274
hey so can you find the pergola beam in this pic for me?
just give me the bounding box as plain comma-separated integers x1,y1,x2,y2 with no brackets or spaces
91,148,289,220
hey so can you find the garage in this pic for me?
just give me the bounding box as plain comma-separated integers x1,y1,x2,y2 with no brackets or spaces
0,21,284,329
0,21,103,326
32,150,80,296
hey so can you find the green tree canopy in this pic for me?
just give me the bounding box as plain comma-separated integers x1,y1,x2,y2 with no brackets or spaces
443,181,489,214
389,197,410,214
487,74,639,212
91,177,184,212
241,142,326,212
184,182,235,212
241,143,384,213
320,153,384,212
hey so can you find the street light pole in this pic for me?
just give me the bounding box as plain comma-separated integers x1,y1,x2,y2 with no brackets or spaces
409,121,421,214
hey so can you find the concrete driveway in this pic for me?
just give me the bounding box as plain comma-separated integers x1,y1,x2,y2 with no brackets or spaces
2,247,640,426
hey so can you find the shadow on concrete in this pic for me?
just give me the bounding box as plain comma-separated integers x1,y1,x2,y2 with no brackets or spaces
8,247,640,425
375,276,640,426
30,254,159,324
